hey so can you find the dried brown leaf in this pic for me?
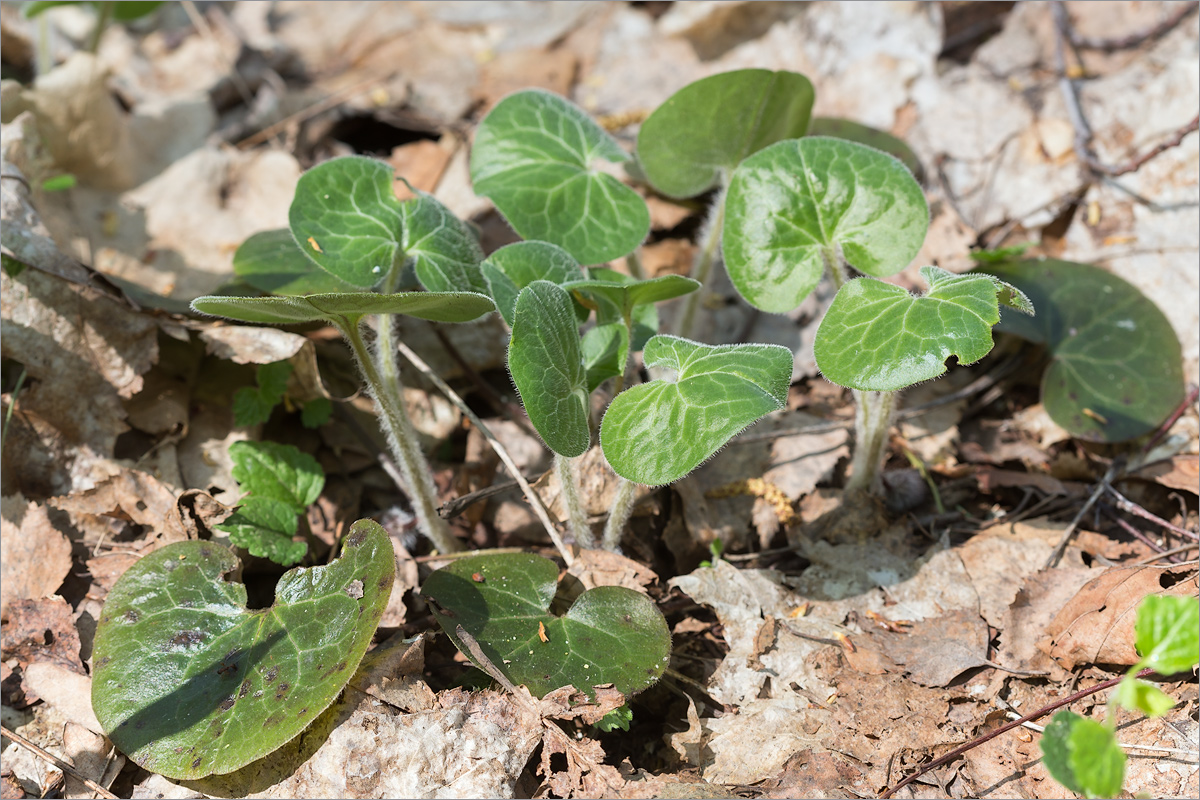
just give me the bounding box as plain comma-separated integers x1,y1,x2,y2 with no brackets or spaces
0,497,72,619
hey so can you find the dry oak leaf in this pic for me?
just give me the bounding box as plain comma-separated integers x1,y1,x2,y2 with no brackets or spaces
1038,565,1198,670
0,496,72,619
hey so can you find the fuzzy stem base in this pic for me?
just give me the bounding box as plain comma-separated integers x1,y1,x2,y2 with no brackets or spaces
555,453,593,548
602,476,637,551
845,389,896,495
344,318,459,553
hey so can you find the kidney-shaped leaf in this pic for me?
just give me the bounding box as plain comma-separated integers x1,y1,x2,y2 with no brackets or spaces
508,281,590,458
191,291,495,327
807,117,925,183
288,157,484,292
422,552,670,698
976,259,1185,442
232,230,364,297
470,90,650,264
91,519,394,780
482,240,586,327
637,69,815,199
601,336,791,486
724,137,929,313
815,266,1032,392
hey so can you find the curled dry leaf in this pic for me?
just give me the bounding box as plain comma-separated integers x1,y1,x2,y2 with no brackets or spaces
198,326,309,367
1039,565,1199,670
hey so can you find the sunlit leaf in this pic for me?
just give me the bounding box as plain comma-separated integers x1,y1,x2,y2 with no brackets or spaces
1040,711,1125,799
1133,594,1199,676
228,440,323,512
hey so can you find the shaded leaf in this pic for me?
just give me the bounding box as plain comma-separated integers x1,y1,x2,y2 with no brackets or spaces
91,519,394,779
191,291,496,326
422,553,670,698
637,69,815,199
1040,711,1125,799
401,189,489,294
508,281,590,458
233,230,363,297
470,90,649,264
300,398,333,429
724,137,928,313
600,336,791,485
976,259,1185,442
481,240,586,327
814,266,1032,392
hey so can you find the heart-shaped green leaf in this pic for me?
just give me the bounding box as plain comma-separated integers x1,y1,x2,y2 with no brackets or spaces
636,69,815,199
422,552,670,698
191,291,496,327
232,230,365,296
470,90,650,264
481,241,586,327
814,266,1032,392
600,336,791,485
975,259,1184,442
213,497,307,567
807,117,925,183
228,440,323,512
91,519,394,780
288,156,484,292
508,281,590,458
724,136,929,313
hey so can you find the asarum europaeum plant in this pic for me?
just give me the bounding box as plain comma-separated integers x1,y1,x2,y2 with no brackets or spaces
192,156,496,554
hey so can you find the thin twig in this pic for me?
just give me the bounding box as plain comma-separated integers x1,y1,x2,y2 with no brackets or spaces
1044,458,1123,569
0,725,119,800
1138,385,1200,459
879,669,1154,798
1132,543,1199,566
395,342,573,566
1067,1,1199,50
1106,485,1198,540
1102,505,1167,554
235,72,386,149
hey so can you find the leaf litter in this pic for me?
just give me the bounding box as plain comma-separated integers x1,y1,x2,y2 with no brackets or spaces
1,2,1197,798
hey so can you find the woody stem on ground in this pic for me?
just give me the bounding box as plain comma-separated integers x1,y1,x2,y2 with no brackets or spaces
824,245,898,494
673,181,728,340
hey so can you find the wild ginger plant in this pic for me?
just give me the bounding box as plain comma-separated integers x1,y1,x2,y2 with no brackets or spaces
192,156,496,554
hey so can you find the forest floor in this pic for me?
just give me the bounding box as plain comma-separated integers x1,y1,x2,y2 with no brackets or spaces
1,2,1198,798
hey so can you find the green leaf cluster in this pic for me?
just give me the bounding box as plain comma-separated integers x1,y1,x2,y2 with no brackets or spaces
233,360,331,429
1041,595,1198,799
91,519,394,780
213,441,325,566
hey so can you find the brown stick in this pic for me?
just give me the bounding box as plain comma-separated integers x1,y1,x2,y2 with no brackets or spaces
0,725,119,800
1067,1,1198,51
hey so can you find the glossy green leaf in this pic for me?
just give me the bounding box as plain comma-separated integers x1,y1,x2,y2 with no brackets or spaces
232,230,363,297
470,90,650,264
807,117,924,183
1112,677,1175,719
507,281,590,458
637,69,815,199
815,266,1032,392
724,137,929,313
976,259,1185,442
214,497,307,567
288,157,484,292
1134,594,1199,676
228,441,323,512
191,291,496,327
91,519,394,779
1041,711,1125,799
600,336,791,485
481,241,586,327
422,553,670,698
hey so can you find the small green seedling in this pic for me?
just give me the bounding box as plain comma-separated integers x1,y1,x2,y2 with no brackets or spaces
232,360,331,430
193,156,497,554
422,552,670,699
91,519,395,780
720,135,1033,493
1041,594,1198,798
482,241,790,550
213,440,324,567
24,1,163,54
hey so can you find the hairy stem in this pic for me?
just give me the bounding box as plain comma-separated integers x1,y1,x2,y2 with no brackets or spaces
673,181,728,340
602,476,637,551
344,319,459,553
845,389,896,494
555,453,593,548
88,1,114,53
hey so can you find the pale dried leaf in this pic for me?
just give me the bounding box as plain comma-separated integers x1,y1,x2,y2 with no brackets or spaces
0,497,72,619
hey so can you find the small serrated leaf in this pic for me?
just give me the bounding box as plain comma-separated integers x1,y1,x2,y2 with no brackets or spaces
214,497,306,566
814,266,1026,392
507,282,590,458
470,90,649,264
300,398,333,429
600,336,791,486
228,441,324,512
724,137,929,313
422,552,670,699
